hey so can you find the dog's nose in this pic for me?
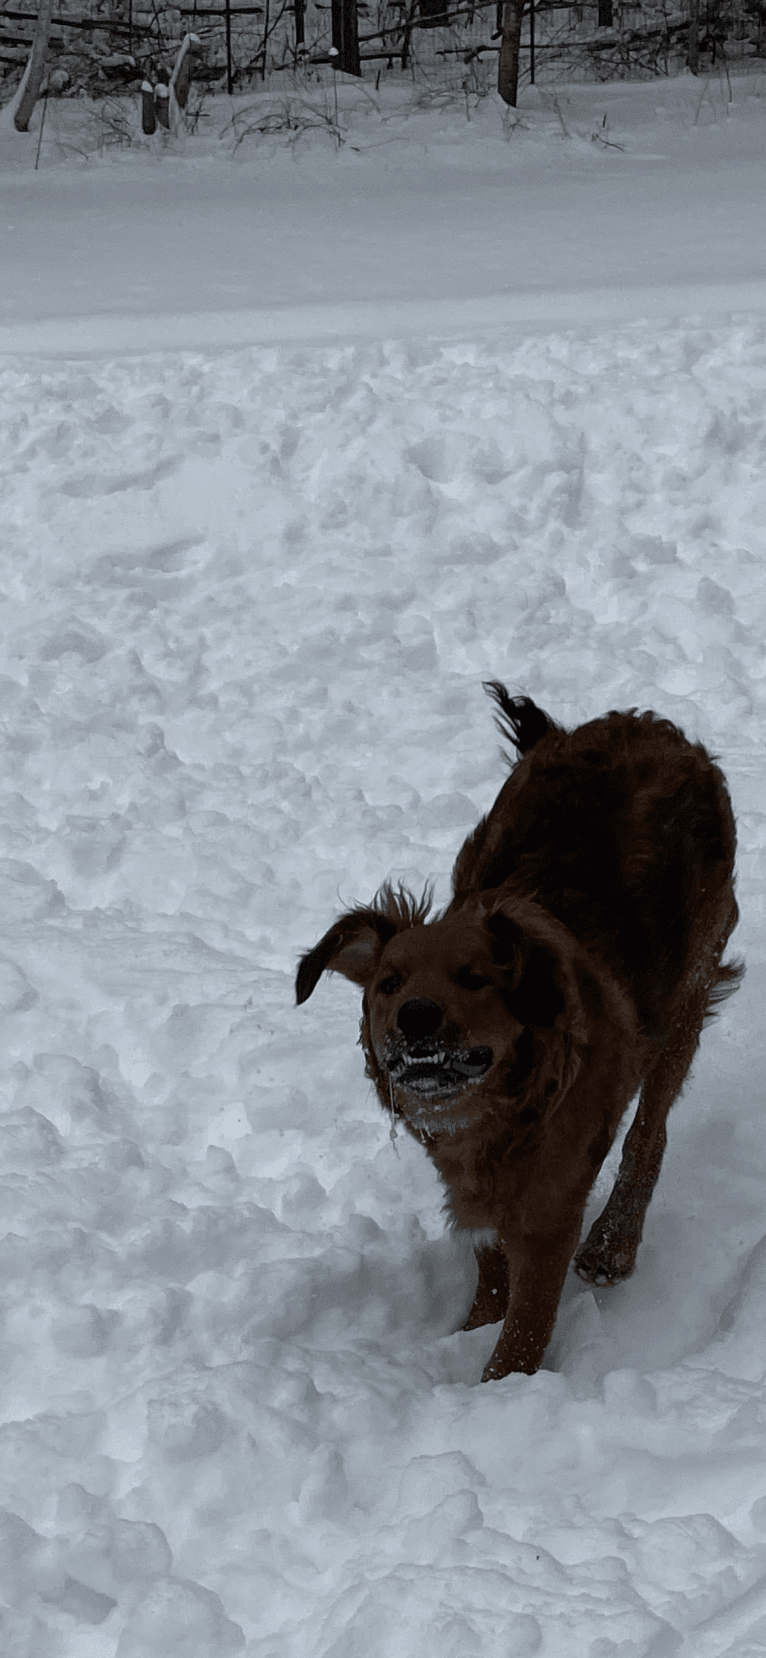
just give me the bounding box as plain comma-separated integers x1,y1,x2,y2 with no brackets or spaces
396,998,444,1042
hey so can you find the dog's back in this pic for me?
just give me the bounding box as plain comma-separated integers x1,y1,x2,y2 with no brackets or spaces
451,687,739,1037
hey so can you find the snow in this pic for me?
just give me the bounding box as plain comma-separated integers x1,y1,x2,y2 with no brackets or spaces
1,65,766,1658
3,73,766,348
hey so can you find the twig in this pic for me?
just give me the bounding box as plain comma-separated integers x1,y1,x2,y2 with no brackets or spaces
548,90,570,136
34,85,48,167
693,75,714,124
591,110,624,149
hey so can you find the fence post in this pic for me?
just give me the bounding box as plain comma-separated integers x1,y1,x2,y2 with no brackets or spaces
497,0,524,105
225,0,233,92
687,0,699,71
155,82,170,125
331,0,361,74
141,78,156,131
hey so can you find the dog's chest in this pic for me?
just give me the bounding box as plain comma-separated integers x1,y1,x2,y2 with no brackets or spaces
428,1122,537,1230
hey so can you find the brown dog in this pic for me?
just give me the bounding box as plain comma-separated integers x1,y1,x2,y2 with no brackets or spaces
296,684,742,1380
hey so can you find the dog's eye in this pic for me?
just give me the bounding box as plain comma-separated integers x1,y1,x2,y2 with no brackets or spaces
377,974,401,996
456,968,491,991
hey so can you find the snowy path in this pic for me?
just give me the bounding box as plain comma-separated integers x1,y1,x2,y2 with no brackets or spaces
2,70,766,1658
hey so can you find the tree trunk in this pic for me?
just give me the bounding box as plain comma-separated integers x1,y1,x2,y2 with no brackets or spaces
497,0,525,107
13,0,55,132
331,0,361,75
687,0,700,73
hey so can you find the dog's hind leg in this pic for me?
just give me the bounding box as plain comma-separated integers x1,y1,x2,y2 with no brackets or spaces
573,1075,670,1286
574,967,735,1287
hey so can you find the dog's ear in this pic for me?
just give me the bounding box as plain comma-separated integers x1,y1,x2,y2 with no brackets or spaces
508,943,567,1028
296,909,397,1005
485,907,522,964
485,907,565,1028
487,896,578,1033
485,896,586,1115
296,882,433,1006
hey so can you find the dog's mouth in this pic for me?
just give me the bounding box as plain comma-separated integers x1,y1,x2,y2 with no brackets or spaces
386,1043,494,1097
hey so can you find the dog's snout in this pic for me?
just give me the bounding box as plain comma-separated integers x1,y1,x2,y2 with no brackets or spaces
396,998,444,1043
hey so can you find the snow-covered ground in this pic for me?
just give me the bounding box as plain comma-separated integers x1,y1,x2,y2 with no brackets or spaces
1,67,766,1658
3,71,766,347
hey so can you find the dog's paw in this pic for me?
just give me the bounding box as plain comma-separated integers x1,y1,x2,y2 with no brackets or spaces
573,1233,637,1286
480,1347,540,1382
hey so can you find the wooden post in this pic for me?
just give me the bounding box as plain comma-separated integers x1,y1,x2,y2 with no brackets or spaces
155,82,170,126
13,0,55,132
497,0,524,106
687,0,700,72
331,0,361,75
261,0,270,77
225,0,233,92
529,0,534,83
295,0,305,47
141,79,156,132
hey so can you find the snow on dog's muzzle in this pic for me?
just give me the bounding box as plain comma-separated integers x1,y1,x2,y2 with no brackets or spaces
386,1042,493,1096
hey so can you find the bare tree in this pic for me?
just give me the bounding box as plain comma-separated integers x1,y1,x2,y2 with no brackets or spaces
331,0,361,73
13,0,55,132
687,0,700,71
497,0,525,106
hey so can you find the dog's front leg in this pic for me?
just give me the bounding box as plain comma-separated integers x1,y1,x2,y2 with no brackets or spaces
481,1224,582,1380
464,1243,510,1330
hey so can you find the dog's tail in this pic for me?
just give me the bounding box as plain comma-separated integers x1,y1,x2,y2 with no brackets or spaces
482,682,560,756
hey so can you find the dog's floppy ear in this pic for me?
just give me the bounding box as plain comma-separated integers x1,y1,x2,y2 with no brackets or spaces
485,906,566,1028
296,910,393,1004
296,882,434,1006
483,895,587,1115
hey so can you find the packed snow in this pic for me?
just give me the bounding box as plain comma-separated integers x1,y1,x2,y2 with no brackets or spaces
1,65,766,1658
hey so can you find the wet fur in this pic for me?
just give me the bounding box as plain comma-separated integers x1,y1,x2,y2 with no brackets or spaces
296,685,742,1380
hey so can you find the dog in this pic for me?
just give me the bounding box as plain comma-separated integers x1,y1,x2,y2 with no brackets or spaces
296,684,742,1380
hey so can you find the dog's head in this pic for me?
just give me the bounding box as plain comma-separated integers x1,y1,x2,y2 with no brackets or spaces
296,884,588,1143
